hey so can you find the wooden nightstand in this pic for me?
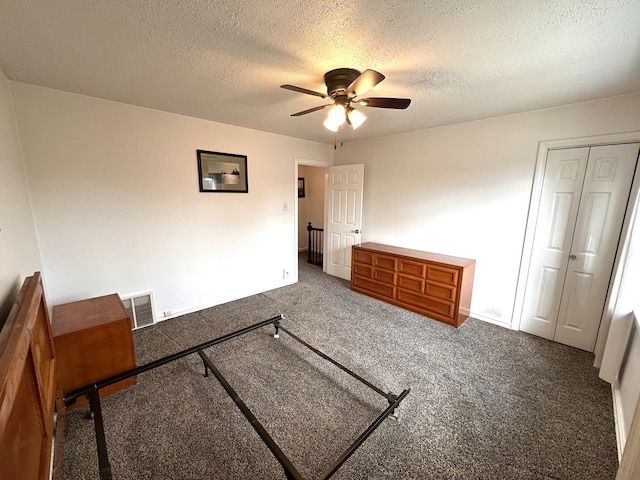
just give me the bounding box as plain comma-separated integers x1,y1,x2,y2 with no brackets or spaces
52,294,137,409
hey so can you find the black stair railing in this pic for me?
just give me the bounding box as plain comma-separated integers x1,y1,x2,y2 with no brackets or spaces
307,222,324,266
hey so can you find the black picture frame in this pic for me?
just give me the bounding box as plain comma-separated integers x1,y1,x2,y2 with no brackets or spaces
298,177,305,198
197,150,248,193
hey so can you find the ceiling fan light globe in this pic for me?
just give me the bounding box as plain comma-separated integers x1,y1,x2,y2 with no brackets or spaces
324,104,346,131
323,118,340,132
348,108,367,129
327,104,346,123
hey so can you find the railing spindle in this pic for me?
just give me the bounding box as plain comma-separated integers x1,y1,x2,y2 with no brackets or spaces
306,222,324,266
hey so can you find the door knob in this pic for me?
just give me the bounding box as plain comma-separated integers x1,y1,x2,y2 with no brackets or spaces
353,229,361,234
569,254,577,260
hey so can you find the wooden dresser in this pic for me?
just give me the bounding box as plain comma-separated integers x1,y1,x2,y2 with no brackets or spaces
351,243,475,327
52,294,136,409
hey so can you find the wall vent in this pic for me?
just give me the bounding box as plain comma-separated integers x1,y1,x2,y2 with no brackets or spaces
121,291,156,330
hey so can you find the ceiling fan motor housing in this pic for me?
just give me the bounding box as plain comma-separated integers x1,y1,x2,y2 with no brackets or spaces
324,68,361,98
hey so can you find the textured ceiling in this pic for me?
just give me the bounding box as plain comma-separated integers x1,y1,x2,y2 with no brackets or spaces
0,0,639,145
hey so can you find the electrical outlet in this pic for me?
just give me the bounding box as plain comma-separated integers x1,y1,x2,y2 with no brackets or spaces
163,310,172,317
283,269,289,279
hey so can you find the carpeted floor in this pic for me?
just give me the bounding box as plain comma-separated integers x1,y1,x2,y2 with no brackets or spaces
62,255,619,479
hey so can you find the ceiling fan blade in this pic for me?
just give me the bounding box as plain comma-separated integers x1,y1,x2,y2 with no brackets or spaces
346,69,385,97
291,104,332,116
358,97,411,109
281,84,328,98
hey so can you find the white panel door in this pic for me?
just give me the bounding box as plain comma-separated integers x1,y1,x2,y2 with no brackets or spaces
521,143,639,351
554,144,639,350
326,164,364,280
520,148,590,340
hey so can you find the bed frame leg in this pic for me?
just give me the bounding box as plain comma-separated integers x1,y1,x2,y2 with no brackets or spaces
273,323,280,339
387,395,400,421
202,358,209,378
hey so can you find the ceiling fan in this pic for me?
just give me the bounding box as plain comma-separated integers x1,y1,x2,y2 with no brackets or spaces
281,68,411,132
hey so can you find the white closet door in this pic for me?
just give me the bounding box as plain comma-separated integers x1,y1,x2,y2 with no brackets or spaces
521,143,639,351
520,148,590,340
554,143,639,350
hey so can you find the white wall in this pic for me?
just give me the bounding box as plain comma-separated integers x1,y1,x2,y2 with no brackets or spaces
0,70,42,324
335,93,640,328
297,165,325,251
619,318,640,450
7,80,640,331
10,82,333,318
600,189,640,452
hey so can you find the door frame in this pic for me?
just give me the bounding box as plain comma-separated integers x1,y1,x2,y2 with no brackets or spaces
512,131,640,365
294,157,332,278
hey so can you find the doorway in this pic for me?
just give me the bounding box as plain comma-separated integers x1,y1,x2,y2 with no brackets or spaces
518,142,640,352
295,157,331,280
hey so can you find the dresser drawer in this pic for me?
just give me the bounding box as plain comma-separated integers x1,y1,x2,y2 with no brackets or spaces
353,263,373,278
398,259,426,278
425,281,457,302
374,254,397,271
426,265,459,286
354,249,374,265
398,274,424,293
374,268,396,285
397,290,455,319
352,275,396,298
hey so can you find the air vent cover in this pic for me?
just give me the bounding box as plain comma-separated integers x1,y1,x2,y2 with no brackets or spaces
121,292,156,330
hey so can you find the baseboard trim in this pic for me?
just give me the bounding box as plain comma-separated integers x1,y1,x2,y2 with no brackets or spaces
612,381,626,462
471,312,513,330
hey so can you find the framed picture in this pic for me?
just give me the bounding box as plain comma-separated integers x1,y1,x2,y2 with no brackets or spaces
197,150,248,193
298,177,305,198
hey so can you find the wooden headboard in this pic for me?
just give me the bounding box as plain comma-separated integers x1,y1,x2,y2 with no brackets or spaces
0,272,61,479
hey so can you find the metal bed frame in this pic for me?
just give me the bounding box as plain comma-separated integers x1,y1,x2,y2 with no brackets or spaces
64,315,410,480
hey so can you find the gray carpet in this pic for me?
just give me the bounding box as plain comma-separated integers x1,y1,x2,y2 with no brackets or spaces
62,255,619,479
